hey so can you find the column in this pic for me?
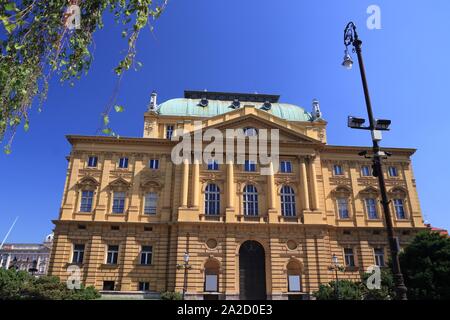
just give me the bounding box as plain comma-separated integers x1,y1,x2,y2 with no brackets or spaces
226,160,234,208
309,157,319,211
181,158,189,208
300,158,310,211
192,159,200,208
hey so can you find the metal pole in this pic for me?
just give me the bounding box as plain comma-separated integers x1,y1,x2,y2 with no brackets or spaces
335,268,339,300
347,23,408,300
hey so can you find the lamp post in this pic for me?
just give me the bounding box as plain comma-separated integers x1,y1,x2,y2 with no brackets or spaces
331,254,340,300
342,21,408,300
177,251,191,300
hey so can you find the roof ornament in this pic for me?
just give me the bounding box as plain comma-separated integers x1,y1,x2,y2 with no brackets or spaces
199,94,209,107
261,100,272,111
148,91,158,112
230,98,240,109
312,98,322,120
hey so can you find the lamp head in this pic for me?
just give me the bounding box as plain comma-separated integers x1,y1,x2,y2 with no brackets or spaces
183,252,190,263
342,49,353,70
332,253,338,265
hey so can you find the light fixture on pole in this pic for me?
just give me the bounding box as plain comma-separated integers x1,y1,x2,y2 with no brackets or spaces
342,21,408,300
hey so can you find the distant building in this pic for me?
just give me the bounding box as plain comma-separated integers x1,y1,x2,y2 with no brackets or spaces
426,224,449,237
0,233,53,276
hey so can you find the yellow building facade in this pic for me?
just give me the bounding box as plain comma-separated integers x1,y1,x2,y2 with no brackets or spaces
48,91,425,299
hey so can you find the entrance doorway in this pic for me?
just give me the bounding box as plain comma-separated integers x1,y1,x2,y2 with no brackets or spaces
239,240,266,300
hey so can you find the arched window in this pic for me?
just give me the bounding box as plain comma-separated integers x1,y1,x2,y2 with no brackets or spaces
205,184,220,215
280,185,296,217
243,185,258,216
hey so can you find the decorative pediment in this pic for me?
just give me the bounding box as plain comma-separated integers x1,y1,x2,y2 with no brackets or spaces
359,186,379,196
108,177,131,190
77,176,99,189
140,180,163,190
331,185,352,195
388,186,407,197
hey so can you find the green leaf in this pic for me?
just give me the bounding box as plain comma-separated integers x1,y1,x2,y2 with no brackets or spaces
103,115,109,126
24,121,29,132
114,105,124,112
5,3,16,11
102,128,112,135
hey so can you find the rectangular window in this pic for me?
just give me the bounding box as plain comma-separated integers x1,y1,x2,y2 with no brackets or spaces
344,248,355,267
149,159,159,169
366,198,378,219
87,156,98,168
374,248,385,267
144,193,158,215
80,190,94,212
106,245,119,265
388,166,398,177
166,125,174,140
205,274,218,292
140,246,152,265
118,157,128,169
337,198,349,219
207,160,219,171
333,165,344,176
361,166,371,177
288,275,301,292
103,281,115,291
394,199,406,219
112,192,126,213
280,161,292,173
244,160,256,172
138,282,150,291
72,244,85,264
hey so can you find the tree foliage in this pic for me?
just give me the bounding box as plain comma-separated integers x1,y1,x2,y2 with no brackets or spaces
0,268,100,300
0,0,167,153
399,230,450,299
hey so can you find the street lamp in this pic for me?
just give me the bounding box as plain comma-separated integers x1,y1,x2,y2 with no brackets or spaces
177,251,191,300
342,21,408,300
331,254,340,300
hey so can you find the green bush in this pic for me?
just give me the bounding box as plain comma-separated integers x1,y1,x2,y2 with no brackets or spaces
399,231,450,300
313,280,364,300
160,291,183,300
0,268,100,300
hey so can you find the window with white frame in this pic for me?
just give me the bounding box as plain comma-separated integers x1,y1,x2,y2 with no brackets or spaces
144,192,158,215
205,184,220,215
394,198,406,219
244,160,256,172
72,244,85,264
118,157,128,169
344,248,355,267
87,156,98,168
166,125,174,140
333,164,344,176
112,192,126,213
280,161,292,173
80,190,94,212
388,166,398,177
205,274,218,292
207,160,219,171
288,275,301,292
140,246,152,265
106,245,119,264
366,198,378,219
243,185,258,216
374,248,385,266
361,166,371,177
281,185,296,217
337,197,349,219
149,159,159,169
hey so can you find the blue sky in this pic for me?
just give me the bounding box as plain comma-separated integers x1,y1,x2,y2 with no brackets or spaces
1,0,449,242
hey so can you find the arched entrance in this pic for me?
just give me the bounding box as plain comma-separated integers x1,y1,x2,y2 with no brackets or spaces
239,240,266,300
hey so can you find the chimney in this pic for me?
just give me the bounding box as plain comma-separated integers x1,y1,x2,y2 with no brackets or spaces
148,91,157,111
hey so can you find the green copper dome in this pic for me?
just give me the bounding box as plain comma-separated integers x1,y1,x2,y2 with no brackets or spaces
157,98,313,122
